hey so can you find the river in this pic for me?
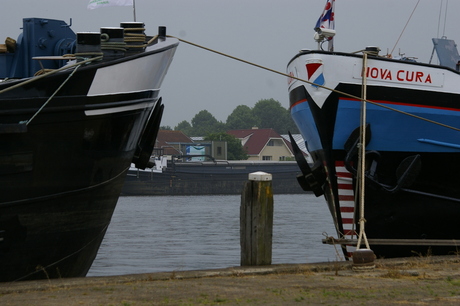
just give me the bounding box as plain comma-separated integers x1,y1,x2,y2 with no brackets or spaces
88,194,339,277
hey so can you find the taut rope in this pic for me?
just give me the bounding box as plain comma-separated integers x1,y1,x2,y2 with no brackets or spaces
168,35,460,133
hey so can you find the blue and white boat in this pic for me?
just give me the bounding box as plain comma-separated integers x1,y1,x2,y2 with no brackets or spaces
287,1,460,259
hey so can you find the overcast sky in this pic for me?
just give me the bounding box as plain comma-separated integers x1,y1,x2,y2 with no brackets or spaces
2,0,459,127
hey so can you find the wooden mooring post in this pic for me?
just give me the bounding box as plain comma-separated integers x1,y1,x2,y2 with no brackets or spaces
240,171,273,266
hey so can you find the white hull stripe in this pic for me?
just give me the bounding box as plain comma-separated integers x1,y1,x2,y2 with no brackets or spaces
336,161,356,257
85,102,154,116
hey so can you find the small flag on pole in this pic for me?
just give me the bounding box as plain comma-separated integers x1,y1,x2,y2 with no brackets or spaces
314,0,335,32
314,0,335,51
88,0,134,10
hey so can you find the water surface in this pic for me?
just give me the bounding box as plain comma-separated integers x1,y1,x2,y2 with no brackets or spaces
88,194,338,276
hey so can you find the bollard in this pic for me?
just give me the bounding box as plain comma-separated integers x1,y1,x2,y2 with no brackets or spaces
352,249,376,271
240,171,273,266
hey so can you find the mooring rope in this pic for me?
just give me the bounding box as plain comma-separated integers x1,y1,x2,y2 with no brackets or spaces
169,35,460,257
26,63,81,125
356,52,371,251
0,56,102,96
0,56,102,126
323,232,345,261
168,35,460,133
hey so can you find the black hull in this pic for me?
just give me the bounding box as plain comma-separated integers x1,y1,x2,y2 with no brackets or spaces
1,172,125,281
333,150,460,258
0,92,160,282
122,162,305,195
361,152,460,257
0,19,178,281
300,125,460,260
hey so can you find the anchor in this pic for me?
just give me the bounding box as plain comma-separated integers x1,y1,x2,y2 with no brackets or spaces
343,123,372,175
288,132,326,197
343,125,421,193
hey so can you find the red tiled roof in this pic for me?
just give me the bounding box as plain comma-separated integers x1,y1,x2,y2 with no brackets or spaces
162,146,181,155
227,128,291,156
155,130,193,153
157,130,193,143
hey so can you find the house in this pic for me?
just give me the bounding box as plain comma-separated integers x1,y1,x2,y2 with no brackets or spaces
227,128,294,161
154,130,227,160
154,130,194,156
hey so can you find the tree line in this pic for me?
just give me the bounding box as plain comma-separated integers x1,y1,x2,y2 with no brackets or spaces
161,98,299,137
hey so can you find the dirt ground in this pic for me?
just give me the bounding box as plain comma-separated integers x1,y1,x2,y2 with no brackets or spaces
2,256,460,305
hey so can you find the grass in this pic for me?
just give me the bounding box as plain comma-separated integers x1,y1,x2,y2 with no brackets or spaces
4,255,460,305
381,268,404,279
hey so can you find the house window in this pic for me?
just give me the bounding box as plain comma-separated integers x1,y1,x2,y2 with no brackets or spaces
267,139,282,146
262,156,272,160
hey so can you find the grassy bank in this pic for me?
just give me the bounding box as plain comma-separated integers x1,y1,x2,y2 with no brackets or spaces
1,255,460,305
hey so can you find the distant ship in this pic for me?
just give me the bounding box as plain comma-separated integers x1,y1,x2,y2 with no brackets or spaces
122,157,304,195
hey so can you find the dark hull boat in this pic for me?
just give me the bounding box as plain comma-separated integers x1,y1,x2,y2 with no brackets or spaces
287,3,460,259
0,18,178,281
122,160,304,195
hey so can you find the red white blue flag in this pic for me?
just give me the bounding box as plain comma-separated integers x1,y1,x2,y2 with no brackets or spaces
314,0,335,32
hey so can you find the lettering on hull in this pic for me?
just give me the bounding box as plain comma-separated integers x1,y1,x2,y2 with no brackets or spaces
353,64,444,87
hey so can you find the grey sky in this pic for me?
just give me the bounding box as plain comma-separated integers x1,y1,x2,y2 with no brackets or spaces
2,1,458,127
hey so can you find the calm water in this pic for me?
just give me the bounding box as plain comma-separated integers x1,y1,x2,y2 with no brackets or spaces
88,194,339,277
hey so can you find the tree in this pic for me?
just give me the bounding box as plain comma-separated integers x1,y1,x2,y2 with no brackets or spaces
252,99,285,132
226,105,257,130
175,120,192,135
160,125,172,130
174,99,299,137
205,133,248,160
252,99,299,134
190,110,226,136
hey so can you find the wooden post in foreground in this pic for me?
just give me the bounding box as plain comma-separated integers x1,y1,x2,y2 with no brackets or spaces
240,171,273,266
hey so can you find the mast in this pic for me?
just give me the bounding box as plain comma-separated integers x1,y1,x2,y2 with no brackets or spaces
133,0,137,21
314,0,335,51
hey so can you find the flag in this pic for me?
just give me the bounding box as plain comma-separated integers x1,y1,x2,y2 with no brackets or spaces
314,0,335,51
88,0,133,10
314,0,335,32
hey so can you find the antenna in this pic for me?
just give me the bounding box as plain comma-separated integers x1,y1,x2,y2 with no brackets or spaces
133,0,137,22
